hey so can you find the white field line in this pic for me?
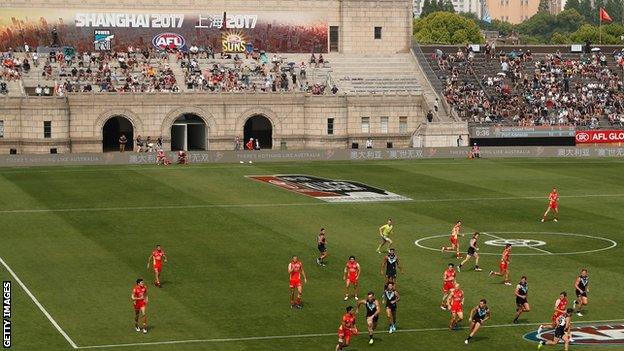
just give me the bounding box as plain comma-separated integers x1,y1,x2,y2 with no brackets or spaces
0,256,78,349
0,193,623,214
0,159,623,175
482,232,554,255
75,318,624,349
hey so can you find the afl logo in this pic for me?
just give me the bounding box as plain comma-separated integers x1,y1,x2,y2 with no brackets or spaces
152,33,186,50
576,132,590,142
524,324,624,345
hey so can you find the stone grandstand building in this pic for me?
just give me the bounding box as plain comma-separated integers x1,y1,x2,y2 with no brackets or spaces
0,0,466,154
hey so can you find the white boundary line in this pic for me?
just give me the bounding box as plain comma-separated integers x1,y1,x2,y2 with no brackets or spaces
415,232,617,256
0,256,78,349
75,318,624,349
482,232,554,255
1,193,624,214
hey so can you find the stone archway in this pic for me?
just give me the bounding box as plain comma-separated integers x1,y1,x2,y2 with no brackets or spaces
243,115,273,149
102,116,134,152
170,114,207,151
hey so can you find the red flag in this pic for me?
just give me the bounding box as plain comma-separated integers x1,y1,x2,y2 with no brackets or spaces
600,7,612,22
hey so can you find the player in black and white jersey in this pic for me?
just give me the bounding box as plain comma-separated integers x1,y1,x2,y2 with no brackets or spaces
465,299,491,344
574,268,589,317
513,275,531,323
316,228,328,266
538,308,573,350
381,248,401,288
383,282,400,334
357,291,381,345
458,232,481,272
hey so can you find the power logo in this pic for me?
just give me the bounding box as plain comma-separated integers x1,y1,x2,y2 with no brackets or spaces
524,324,624,345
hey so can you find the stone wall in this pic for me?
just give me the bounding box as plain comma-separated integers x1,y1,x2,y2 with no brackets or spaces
0,92,426,154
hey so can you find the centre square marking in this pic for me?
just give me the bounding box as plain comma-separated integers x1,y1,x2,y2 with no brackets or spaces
484,239,547,247
414,231,617,256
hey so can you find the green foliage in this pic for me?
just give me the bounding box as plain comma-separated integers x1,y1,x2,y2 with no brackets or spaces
420,0,455,17
551,31,572,44
414,12,484,44
538,0,550,13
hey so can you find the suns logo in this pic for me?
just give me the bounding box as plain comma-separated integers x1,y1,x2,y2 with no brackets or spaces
222,30,247,53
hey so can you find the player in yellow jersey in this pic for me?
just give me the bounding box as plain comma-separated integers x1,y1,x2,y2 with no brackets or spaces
377,218,394,253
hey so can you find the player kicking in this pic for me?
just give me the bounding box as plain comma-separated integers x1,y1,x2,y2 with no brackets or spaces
441,220,463,259
147,245,168,287
131,278,148,334
489,243,512,285
336,306,358,351
513,276,531,323
465,299,491,344
383,282,400,333
538,292,568,334
458,232,481,272
381,248,401,288
447,282,464,330
541,187,559,222
574,269,589,316
317,228,328,266
289,255,308,308
538,309,574,350
441,263,456,310
376,218,394,253
344,256,361,300
357,291,381,345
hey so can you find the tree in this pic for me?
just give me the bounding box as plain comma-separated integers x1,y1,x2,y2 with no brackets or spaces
421,0,432,17
556,9,585,33
579,0,593,23
551,31,572,43
538,0,550,13
517,11,558,41
414,12,484,44
564,0,581,12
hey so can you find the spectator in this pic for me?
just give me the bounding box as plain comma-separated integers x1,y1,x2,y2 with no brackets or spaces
366,138,373,149
234,136,241,150
427,110,434,122
119,134,127,152
246,138,254,150
136,135,143,152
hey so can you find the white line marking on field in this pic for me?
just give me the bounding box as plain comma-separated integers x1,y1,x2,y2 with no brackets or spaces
75,318,624,349
0,256,78,349
415,232,617,256
482,232,553,255
0,193,623,214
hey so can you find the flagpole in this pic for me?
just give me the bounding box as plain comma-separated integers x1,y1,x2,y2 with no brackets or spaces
599,11,602,45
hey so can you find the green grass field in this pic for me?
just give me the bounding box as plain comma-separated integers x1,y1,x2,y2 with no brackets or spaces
0,158,623,351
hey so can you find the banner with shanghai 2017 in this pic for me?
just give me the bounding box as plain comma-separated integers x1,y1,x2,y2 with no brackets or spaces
0,9,328,53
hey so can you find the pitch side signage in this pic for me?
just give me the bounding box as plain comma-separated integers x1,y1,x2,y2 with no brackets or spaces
575,130,624,144
247,175,411,203
524,324,624,345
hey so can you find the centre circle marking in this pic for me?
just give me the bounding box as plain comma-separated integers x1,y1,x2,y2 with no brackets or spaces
484,239,547,247
414,231,617,256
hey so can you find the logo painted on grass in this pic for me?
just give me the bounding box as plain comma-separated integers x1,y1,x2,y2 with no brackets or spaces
524,324,624,345
485,239,546,247
247,175,411,203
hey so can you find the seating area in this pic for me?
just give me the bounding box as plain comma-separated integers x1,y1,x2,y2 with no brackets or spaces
0,47,428,97
425,46,624,128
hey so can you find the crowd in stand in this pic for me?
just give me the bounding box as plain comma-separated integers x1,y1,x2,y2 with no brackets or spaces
1,44,335,96
434,44,624,127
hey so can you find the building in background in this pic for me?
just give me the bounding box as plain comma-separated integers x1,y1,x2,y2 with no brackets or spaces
486,0,539,23
413,0,482,17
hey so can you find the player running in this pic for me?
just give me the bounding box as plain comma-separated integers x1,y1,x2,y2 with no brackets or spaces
317,228,328,266
441,220,463,259
336,306,358,351
383,282,400,333
381,248,401,287
357,291,381,345
541,187,559,222
131,278,148,334
448,282,464,330
574,269,589,316
538,309,574,350
513,276,531,323
344,256,361,300
376,218,394,253
489,243,512,285
458,232,481,272
147,245,168,287
538,292,568,334
465,299,491,344
288,255,308,308
441,263,457,310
